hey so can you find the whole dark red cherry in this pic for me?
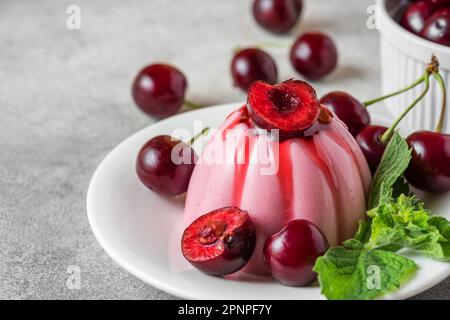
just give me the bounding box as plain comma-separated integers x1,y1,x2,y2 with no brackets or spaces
231,48,278,91
136,135,197,196
252,0,303,34
404,131,450,194
132,64,187,119
401,1,437,35
263,219,329,286
421,8,450,46
290,32,338,81
356,125,388,174
182,207,256,276
319,91,371,137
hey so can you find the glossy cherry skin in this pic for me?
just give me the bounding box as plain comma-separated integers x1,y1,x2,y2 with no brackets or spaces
404,131,450,194
421,8,450,46
136,135,197,196
356,125,388,175
319,91,371,137
252,0,303,34
290,32,338,81
401,1,437,35
231,48,278,91
132,64,187,119
263,219,329,286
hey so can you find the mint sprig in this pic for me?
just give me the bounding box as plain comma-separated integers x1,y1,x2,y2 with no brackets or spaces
313,241,417,300
314,132,450,300
366,195,450,261
368,131,411,209
355,131,411,244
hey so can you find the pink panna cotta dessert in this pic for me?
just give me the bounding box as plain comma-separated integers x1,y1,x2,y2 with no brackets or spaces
183,80,371,275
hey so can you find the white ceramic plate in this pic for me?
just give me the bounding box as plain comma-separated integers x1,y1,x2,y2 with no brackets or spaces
87,103,450,300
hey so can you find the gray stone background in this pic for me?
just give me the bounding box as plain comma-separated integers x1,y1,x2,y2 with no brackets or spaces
0,0,448,299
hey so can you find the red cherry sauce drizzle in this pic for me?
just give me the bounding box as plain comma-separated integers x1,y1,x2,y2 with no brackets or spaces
277,140,295,220
222,105,253,141
232,134,253,206
223,107,255,206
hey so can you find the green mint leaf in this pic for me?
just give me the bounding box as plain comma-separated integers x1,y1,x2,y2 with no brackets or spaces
343,239,365,250
429,216,450,258
354,219,371,243
368,132,411,209
366,194,450,261
314,246,417,300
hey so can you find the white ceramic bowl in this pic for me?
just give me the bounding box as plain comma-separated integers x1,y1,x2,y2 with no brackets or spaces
377,0,450,132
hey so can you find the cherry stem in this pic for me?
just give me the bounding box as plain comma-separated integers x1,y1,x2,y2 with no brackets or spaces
433,71,447,133
188,127,210,146
363,75,426,107
380,71,431,144
184,99,203,109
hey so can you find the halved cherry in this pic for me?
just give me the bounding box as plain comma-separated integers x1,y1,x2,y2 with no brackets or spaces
247,80,321,137
181,207,256,276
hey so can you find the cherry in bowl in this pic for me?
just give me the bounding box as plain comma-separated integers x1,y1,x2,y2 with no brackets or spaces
132,64,187,119
182,207,256,276
136,135,197,196
263,219,329,286
231,48,278,91
401,1,437,35
421,8,450,46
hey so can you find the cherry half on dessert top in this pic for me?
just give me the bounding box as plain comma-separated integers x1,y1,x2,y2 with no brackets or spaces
247,79,321,137
252,0,303,34
231,48,278,91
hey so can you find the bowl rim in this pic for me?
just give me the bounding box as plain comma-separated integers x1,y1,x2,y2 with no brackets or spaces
377,0,450,65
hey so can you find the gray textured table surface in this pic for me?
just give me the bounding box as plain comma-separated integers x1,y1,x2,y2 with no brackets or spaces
0,0,448,299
